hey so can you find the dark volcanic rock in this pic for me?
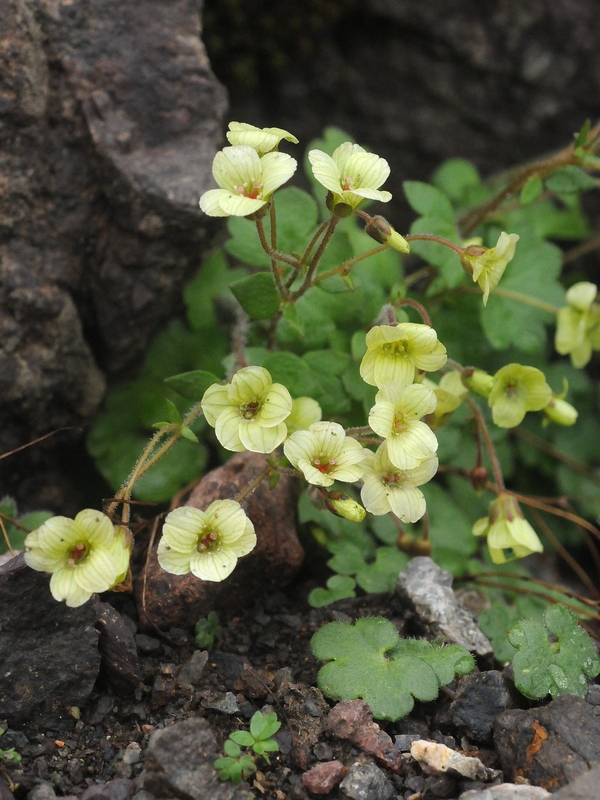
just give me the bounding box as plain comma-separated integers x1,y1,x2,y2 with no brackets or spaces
134,452,304,631
339,761,395,800
142,717,249,800
0,0,226,509
450,670,517,742
94,600,141,696
0,555,101,725
494,694,600,790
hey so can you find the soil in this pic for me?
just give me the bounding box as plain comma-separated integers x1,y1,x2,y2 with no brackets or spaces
0,578,553,800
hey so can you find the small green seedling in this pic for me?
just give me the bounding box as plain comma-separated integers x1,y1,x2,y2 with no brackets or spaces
213,739,257,784
508,604,600,700
311,616,474,721
0,728,22,764
194,611,221,649
214,712,281,783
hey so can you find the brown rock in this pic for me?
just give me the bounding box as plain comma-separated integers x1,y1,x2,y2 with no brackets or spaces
302,761,347,795
134,452,304,631
494,694,600,790
323,700,403,773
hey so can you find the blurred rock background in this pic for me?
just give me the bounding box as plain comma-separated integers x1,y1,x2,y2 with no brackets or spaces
2,0,599,512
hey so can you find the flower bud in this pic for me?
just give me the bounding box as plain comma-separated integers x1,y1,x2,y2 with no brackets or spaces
462,367,494,398
469,465,489,494
323,491,366,523
365,216,410,253
460,244,488,276
543,397,578,426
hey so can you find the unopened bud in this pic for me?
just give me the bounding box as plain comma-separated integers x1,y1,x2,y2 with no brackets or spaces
470,465,489,494
544,397,578,426
365,216,410,253
462,367,494,398
323,491,366,523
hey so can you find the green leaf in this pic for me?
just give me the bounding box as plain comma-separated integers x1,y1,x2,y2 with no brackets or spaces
575,119,591,148
303,349,350,376
281,304,305,338
308,575,357,608
403,181,455,221
508,605,600,700
545,165,597,194
520,175,543,206
478,601,518,663
311,617,474,721
262,351,320,398
480,236,564,352
165,370,222,402
409,216,463,289
432,159,481,203
230,730,255,747
229,273,281,320
388,639,475,684
184,249,247,330
223,740,241,758
225,217,270,268
355,547,409,593
164,399,182,425
250,711,281,741
194,611,221,649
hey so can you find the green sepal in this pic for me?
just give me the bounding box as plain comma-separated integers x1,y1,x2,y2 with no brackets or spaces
520,175,543,206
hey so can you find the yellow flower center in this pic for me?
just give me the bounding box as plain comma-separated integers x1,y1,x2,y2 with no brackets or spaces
234,181,263,199
68,542,87,565
197,530,218,552
382,341,407,357
342,176,356,191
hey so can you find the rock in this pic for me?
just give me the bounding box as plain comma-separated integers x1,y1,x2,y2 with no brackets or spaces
394,734,421,751
0,555,101,725
458,785,551,800
323,700,403,773
396,557,492,655
134,452,304,631
410,740,501,781
302,761,347,795
202,692,239,714
142,717,249,800
94,601,141,696
80,780,134,800
494,694,600,790
134,635,161,655
450,671,516,741
28,783,57,800
0,0,226,511
177,651,209,686
552,763,600,799
339,761,395,800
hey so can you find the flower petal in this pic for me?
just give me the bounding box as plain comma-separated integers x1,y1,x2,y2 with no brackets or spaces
256,383,293,426
206,499,249,541
190,548,238,582
162,507,207,552
308,149,343,195
74,509,114,547
199,188,231,217
239,420,287,453
260,151,298,197
157,546,193,575
230,366,273,405
387,484,427,523
50,568,93,607
201,383,231,426
74,548,117,593
212,146,261,192
215,407,246,452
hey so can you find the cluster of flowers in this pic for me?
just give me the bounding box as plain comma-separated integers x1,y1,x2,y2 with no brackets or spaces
555,281,600,368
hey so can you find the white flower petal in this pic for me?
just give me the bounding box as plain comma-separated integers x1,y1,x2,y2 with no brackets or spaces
387,485,427,523
257,383,293,426
50,568,92,607
157,546,193,575
74,548,117,593
308,149,343,195
162,507,207,552
239,420,287,453
229,519,257,557
201,383,231,426
206,499,248,541
260,151,298,197
215,406,246,452
218,194,267,217
74,509,114,547
213,146,261,191
199,188,231,217
361,476,392,515
230,366,273,405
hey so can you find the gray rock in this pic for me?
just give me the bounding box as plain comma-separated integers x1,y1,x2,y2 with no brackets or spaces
339,761,395,800
28,783,58,800
458,784,551,799
0,555,101,725
142,717,249,800
177,650,209,686
450,671,516,741
494,694,600,789
396,557,492,655
204,692,239,715
552,763,600,799
393,733,420,751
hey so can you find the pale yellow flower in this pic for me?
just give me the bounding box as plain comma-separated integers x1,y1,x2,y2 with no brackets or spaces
308,143,392,210
360,323,447,389
461,232,520,305
226,122,298,154
202,367,293,454
488,364,552,428
368,383,438,469
158,501,256,582
423,372,468,428
360,444,438,523
24,510,131,607
200,145,297,217
283,421,365,487
473,493,543,564
555,282,600,368
285,397,323,433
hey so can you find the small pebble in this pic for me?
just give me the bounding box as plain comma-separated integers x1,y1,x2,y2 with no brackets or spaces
302,761,347,795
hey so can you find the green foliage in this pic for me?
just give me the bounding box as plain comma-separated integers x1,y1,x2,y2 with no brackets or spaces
311,617,474,721
0,497,52,554
0,728,22,764
545,166,597,194
308,575,356,607
230,273,281,320
194,611,221,649
508,605,600,699
214,711,281,782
